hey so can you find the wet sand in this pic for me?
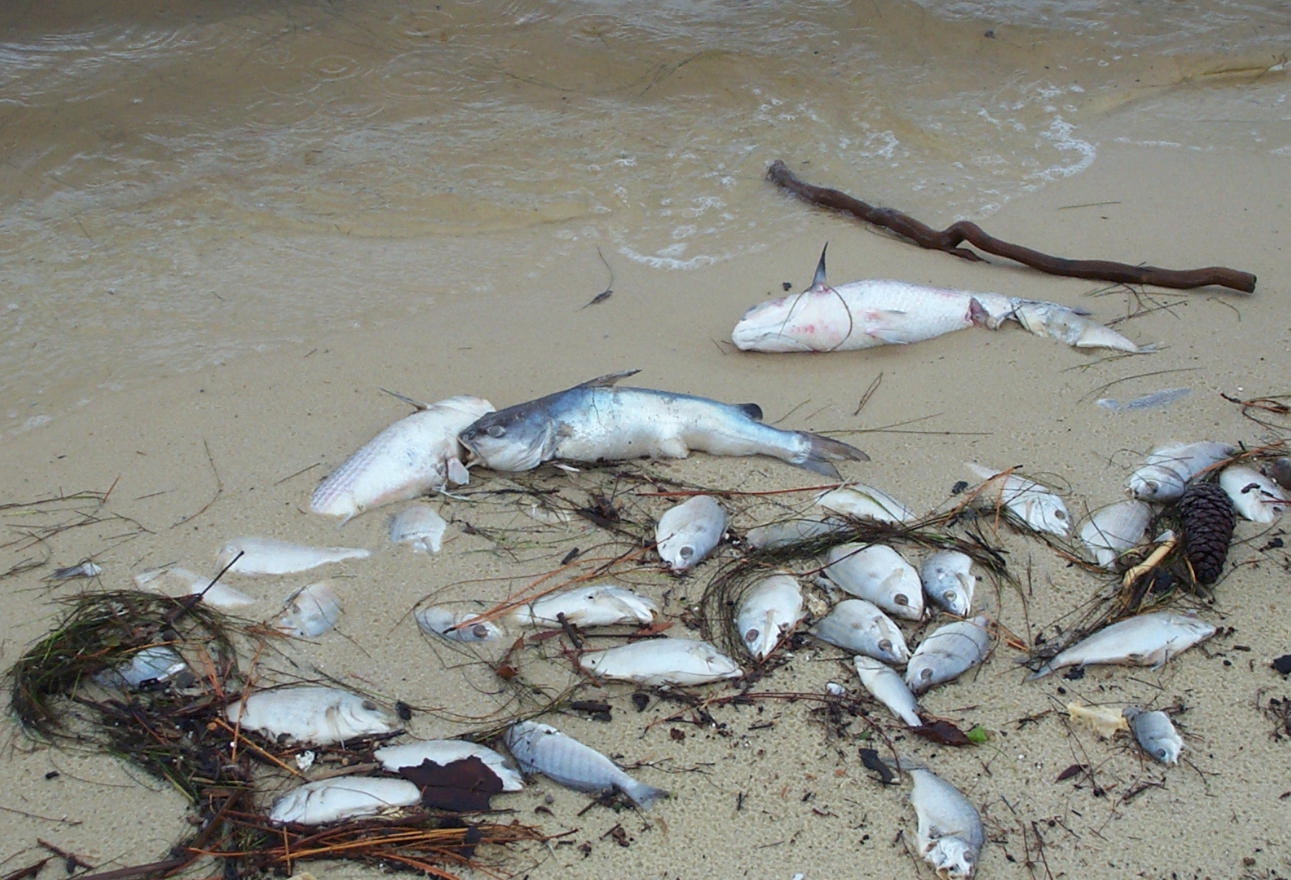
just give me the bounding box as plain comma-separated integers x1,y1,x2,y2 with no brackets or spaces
3,142,1291,880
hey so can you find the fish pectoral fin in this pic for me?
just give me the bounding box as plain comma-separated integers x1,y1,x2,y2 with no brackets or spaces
447,458,471,485
577,369,640,388
737,403,764,421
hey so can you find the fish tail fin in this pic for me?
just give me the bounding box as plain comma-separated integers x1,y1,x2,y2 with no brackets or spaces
622,780,670,810
796,432,870,476
880,753,927,775
1024,663,1054,682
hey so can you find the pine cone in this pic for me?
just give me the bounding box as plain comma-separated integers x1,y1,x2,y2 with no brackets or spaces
1179,482,1236,585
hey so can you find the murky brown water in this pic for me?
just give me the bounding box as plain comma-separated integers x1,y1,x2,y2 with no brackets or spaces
1,0,1287,431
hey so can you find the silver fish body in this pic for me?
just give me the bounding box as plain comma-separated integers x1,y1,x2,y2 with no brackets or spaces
216,537,370,576
374,740,524,791
1219,464,1288,522
1027,611,1216,680
853,656,922,727
277,581,341,638
269,777,421,825
226,686,395,745
904,764,985,880
95,646,188,690
810,598,909,665
310,395,495,521
509,585,658,628
1126,441,1236,502
745,517,842,551
1079,500,1153,569
736,573,807,661
1124,708,1183,765
1008,299,1140,352
135,566,257,610
920,551,975,617
578,637,742,686
815,484,915,524
656,495,726,571
823,543,924,620
966,463,1070,537
415,606,504,642
389,503,448,554
457,371,867,479
905,616,991,695
504,720,668,808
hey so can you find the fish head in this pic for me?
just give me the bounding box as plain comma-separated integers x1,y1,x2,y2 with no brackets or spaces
731,288,851,352
458,404,557,471
925,836,977,879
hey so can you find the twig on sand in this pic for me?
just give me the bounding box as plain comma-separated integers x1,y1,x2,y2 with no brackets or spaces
766,160,1257,293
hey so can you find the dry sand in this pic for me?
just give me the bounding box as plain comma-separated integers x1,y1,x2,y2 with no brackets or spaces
3,143,1291,880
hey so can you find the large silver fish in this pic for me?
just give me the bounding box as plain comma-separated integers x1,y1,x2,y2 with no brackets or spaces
889,759,985,880
225,686,395,745
1026,611,1215,680
905,616,992,695
504,720,668,809
269,777,422,825
457,371,867,478
579,637,742,686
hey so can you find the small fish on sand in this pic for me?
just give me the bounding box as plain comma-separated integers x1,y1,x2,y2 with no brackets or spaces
389,503,448,554
579,637,742,686
374,740,524,791
815,484,915,524
1026,611,1216,680
905,615,992,695
1219,463,1288,522
508,585,658,629
888,758,985,880
1067,700,1130,738
135,566,257,610
276,581,341,638
504,720,668,809
656,495,726,571
225,686,395,745
736,573,807,661
920,551,975,617
810,598,909,665
45,561,102,581
966,463,1070,538
95,646,188,690
1124,707,1183,765
457,370,867,479
1079,500,1153,569
822,543,924,621
1126,441,1236,502
1007,299,1141,352
310,394,495,522
1095,387,1191,412
216,537,370,576
853,656,922,727
269,777,422,825
415,606,504,642
745,517,842,551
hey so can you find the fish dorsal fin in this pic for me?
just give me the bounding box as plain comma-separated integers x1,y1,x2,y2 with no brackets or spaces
380,388,430,411
811,243,829,288
577,369,640,389
737,403,764,421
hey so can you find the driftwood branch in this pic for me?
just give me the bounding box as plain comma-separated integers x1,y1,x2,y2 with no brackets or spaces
766,159,1257,293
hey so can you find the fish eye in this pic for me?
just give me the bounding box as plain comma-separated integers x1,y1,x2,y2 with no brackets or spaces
895,594,909,605
471,624,489,638
487,425,506,438
1055,509,1067,520
945,591,958,602
879,639,892,652
679,546,694,559
745,628,759,642
361,699,378,711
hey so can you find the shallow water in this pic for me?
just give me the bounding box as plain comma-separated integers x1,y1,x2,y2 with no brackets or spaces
1,0,1287,429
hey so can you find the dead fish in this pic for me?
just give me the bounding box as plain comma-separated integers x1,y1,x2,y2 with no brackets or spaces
509,585,658,628
1008,299,1141,352
269,777,422,825
310,394,495,522
277,582,341,638
579,637,742,686
822,543,924,621
1095,387,1191,412
415,606,504,642
45,561,102,581
457,370,867,479
810,598,910,665
1124,707,1183,765
905,616,991,695
853,656,922,727
966,463,1069,537
736,573,807,661
745,517,842,550
216,537,370,576
374,740,524,791
1066,700,1129,738
95,646,188,690
1126,441,1236,502
815,483,915,524
656,495,726,571
225,686,395,745
1219,463,1288,523
389,503,448,553
920,551,975,617
1026,611,1215,680
1078,499,1153,569
890,759,985,880
503,720,668,809
135,566,257,610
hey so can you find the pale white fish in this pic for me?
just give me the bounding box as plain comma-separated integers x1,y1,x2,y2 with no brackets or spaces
415,606,504,642
745,517,841,551
815,484,915,524
1219,463,1288,523
966,463,1070,538
1095,387,1190,412
891,760,985,880
853,656,922,727
655,495,727,571
457,370,867,479
216,537,370,576
277,582,341,639
1008,299,1141,352
390,503,448,553
1026,611,1216,680
95,646,188,690
736,573,807,661
1124,707,1183,765
135,566,257,610
374,740,524,791
310,394,495,521
822,543,924,620
1079,500,1153,569
509,585,658,628
1067,700,1129,738
731,247,1012,353
810,598,909,665
1126,441,1236,502
46,561,102,581
905,615,992,695
579,637,742,686
225,686,395,745
919,551,975,617
269,777,421,825
504,720,668,809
